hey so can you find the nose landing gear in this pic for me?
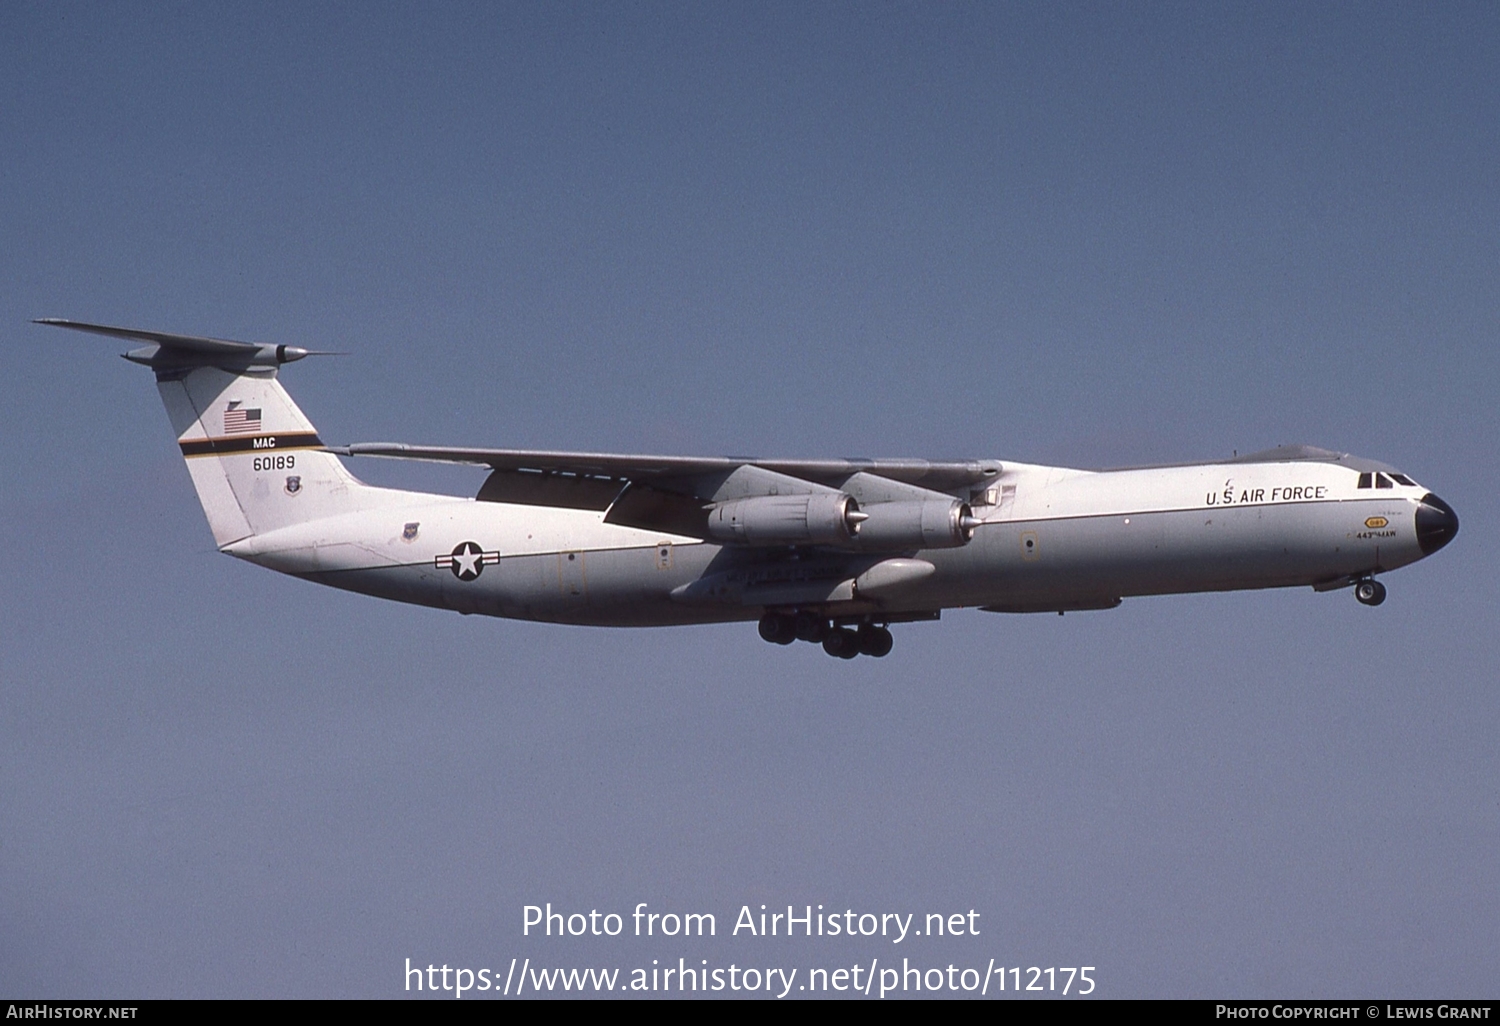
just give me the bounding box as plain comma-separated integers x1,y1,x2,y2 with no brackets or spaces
757,613,894,657
1354,578,1387,607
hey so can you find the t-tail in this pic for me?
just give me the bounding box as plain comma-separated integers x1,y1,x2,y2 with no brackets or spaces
36,319,390,547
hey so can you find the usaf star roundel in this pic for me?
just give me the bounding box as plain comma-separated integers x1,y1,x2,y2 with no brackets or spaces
449,541,485,581
436,541,499,581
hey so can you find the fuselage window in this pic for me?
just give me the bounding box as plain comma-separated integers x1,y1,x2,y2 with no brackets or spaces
1376,472,1394,488
1357,472,1373,489
1390,473,1416,486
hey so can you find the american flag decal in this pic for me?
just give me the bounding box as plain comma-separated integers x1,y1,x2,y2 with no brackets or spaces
223,401,262,436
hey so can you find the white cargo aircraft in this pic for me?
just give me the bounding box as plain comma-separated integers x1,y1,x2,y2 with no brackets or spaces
42,319,1459,659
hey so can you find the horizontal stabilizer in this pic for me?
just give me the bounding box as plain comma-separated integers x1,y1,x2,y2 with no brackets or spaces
34,318,340,370
36,318,262,353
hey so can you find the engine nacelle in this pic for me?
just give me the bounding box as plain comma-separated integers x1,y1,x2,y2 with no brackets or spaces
707,493,862,547
854,499,976,550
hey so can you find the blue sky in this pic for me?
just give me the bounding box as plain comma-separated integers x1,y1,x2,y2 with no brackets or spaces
1,2,1496,997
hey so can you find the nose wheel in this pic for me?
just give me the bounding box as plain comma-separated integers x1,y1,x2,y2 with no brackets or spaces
1354,579,1387,607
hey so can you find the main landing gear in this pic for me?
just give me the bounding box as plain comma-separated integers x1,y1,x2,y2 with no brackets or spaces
1354,578,1387,607
758,612,894,658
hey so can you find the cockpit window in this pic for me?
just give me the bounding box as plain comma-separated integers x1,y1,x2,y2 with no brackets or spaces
1376,472,1394,488
1357,472,1373,489
1391,473,1416,486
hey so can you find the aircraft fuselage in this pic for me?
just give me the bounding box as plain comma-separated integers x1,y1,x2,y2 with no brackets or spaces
39,318,1459,659
224,455,1454,627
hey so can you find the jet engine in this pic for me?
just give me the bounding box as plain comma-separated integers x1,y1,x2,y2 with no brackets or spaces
853,498,978,550
706,493,864,547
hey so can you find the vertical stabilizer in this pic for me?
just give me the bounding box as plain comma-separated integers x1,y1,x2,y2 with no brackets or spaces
37,319,387,548
157,365,369,544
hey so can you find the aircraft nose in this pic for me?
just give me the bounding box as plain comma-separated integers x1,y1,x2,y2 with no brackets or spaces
1416,493,1459,555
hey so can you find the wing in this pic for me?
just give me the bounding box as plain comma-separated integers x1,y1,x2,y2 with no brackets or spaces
335,441,996,490
333,442,1001,539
